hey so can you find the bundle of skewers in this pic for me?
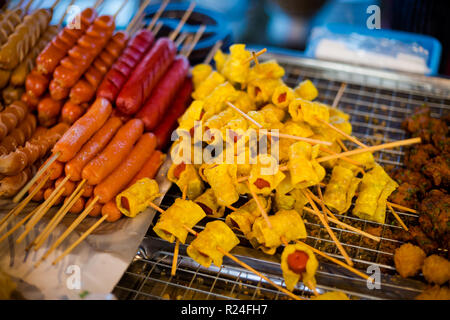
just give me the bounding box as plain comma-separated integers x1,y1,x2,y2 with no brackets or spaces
0,0,211,267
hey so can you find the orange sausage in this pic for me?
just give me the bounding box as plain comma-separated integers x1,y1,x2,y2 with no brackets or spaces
52,97,112,162
86,197,102,217
68,197,85,214
55,176,75,196
101,200,122,222
65,117,122,181
37,96,64,126
61,101,85,125
94,133,156,203
129,150,165,185
81,119,143,185
44,187,63,205
49,79,70,101
82,184,94,197
48,160,64,180
32,188,44,202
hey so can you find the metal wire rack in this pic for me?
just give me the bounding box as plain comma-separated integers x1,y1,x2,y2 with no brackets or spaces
113,54,450,300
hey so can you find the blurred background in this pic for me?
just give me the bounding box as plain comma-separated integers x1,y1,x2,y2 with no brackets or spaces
8,0,450,76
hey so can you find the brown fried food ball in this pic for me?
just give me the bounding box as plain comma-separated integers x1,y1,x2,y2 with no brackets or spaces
415,285,450,300
394,243,426,278
422,255,450,285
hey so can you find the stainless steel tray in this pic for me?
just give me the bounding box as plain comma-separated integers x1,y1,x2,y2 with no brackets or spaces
113,54,450,300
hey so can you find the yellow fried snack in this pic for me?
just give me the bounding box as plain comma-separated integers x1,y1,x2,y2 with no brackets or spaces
272,84,295,109
213,49,228,73
422,255,450,285
289,98,329,127
312,291,350,300
353,164,398,223
233,90,256,113
281,242,318,291
116,178,160,218
203,82,238,118
394,243,426,278
249,210,307,255
323,166,361,213
294,79,318,101
288,141,326,188
177,100,205,131
220,44,252,84
203,164,239,206
168,163,205,200
338,151,376,173
192,63,213,89
247,59,285,83
187,220,240,268
194,188,225,218
248,155,285,195
192,71,225,101
153,199,206,244
247,78,283,105
226,209,257,236
274,188,309,213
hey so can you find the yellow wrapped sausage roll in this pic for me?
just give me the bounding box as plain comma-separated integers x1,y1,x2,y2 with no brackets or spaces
177,100,205,131
153,199,206,244
353,164,398,223
116,178,160,218
213,49,228,73
248,155,285,195
203,164,239,206
219,44,252,85
272,84,295,109
288,98,329,127
247,59,285,83
247,78,283,105
323,166,361,213
225,209,256,236
168,163,204,200
187,220,240,268
248,210,307,255
192,63,212,89
281,242,318,292
294,79,318,101
288,141,326,188
203,82,238,118
194,188,225,218
192,71,225,101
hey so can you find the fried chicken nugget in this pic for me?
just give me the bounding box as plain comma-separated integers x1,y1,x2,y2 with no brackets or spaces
394,243,426,278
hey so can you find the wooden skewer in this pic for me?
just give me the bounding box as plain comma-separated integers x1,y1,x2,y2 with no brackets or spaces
226,101,262,128
23,174,71,231
302,207,380,242
246,181,272,229
112,0,128,20
387,203,409,231
336,138,348,152
0,170,52,233
387,202,417,214
314,185,337,221
317,138,421,163
16,187,66,245
185,24,206,58
180,34,194,56
57,0,76,26
0,207,39,244
51,214,109,265
24,0,35,12
152,21,163,36
174,32,188,47
331,83,347,109
147,0,170,31
182,185,187,200
317,117,367,149
171,239,180,276
127,0,152,33
35,196,100,267
13,152,61,203
297,240,372,282
50,0,61,11
32,182,86,250
302,190,353,266
251,51,259,65
243,48,267,64
168,1,196,41
204,40,223,65
94,0,104,9
148,201,165,214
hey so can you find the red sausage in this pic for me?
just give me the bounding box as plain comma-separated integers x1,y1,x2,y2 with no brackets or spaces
97,30,155,102
25,69,49,99
116,38,176,115
152,76,193,148
136,55,190,131
287,250,309,274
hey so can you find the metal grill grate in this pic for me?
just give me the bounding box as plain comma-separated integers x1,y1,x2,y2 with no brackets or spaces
113,55,450,300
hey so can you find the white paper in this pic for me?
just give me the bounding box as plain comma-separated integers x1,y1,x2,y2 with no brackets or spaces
0,159,172,300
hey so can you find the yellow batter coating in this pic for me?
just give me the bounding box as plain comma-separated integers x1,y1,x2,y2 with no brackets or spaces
192,71,225,101
289,98,329,127
194,188,225,218
247,59,285,83
281,242,318,292
168,163,205,200
294,79,318,101
192,63,213,89
219,44,252,85
153,199,206,244
288,141,326,188
187,220,240,268
323,166,361,213
203,164,239,206
116,178,160,218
